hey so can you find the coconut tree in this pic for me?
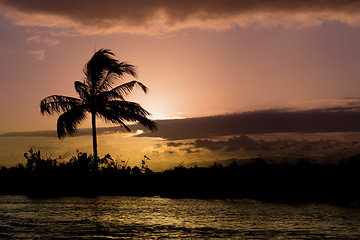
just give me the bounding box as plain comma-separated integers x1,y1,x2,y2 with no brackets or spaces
40,49,157,167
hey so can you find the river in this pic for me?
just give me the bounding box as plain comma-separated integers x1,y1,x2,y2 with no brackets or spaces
0,195,359,239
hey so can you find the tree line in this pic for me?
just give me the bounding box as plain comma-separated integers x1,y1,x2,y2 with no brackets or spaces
1,148,360,205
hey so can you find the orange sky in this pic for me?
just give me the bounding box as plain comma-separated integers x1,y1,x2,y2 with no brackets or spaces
1,1,360,168
1,0,360,132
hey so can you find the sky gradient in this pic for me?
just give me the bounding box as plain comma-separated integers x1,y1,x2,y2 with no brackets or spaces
1,0,360,169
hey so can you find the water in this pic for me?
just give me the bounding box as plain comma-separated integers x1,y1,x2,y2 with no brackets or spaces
0,196,359,239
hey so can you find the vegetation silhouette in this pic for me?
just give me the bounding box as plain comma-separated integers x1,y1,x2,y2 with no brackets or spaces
1,148,360,205
40,49,157,165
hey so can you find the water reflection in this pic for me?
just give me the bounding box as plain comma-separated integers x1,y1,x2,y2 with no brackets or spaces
0,196,359,239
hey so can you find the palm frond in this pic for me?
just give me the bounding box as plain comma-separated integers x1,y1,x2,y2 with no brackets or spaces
97,62,138,92
97,108,132,132
74,81,90,100
98,100,157,132
84,49,138,93
109,100,150,116
97,90,125,102
110,80,148,96
40,95,82,115
128,114,157,132
83,48,139,93
118,62,137,78
57,105,88,138
84,49,116,90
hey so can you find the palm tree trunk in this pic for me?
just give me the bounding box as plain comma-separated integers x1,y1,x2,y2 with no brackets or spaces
91,112,98,170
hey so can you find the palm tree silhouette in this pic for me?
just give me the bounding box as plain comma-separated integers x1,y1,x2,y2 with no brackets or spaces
40,49,157,167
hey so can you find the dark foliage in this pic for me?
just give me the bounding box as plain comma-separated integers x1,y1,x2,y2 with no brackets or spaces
40,49,156,161
1,148,360,204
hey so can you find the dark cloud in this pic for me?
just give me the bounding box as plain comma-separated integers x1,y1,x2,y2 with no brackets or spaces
189,135,340,152
193,135,265,152
339,97,360,101
0,129,57,137
0,125,133,138
1,0,360,34
167,142,184,147
193,139,224,151
138,108,360,140
3,107,360,139
159,134,360,165
179,147,201,154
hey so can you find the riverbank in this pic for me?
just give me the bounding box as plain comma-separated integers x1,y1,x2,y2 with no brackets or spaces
1,149,360,204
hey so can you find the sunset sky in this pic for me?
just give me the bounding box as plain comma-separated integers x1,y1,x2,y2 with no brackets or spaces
1,0,360,169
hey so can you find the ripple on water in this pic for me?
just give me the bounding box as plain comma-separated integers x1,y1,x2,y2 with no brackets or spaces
0,195,359,239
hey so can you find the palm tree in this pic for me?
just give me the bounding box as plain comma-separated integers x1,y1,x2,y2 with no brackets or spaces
40,49,157,167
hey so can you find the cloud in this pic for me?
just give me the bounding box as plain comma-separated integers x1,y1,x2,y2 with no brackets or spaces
1,0,360,35
154,144,163,149
0,126,132,138
3,106,360,139
179,147,201,154
167,142,184,147
26,35,41,43
162,134,358,164
27,35,60,46
27,49,45,60
189,135,340,152
193,135,260,152
137,107,360,140
43,38,60,46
